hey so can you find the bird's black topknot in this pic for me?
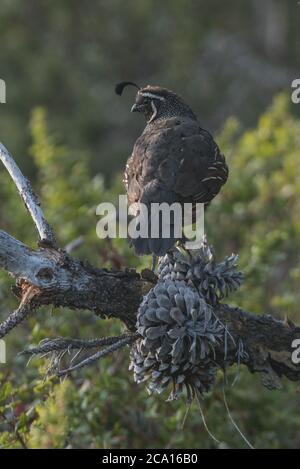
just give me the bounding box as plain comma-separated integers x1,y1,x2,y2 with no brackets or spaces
115,81,140,96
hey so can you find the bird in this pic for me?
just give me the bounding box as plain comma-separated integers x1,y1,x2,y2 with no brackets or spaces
116,81,228,257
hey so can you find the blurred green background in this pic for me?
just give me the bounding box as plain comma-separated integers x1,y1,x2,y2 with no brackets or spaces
1,0,300,449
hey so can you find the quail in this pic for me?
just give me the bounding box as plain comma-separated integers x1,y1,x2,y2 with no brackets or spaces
116,82,228,257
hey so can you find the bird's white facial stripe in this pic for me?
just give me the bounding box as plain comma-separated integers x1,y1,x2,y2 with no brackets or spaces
148,100,158,123
140,92,165,101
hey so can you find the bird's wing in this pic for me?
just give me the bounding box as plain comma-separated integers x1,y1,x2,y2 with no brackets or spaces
125,118,228,205
123,154,143,209
136,118,228,204
168,122,228,203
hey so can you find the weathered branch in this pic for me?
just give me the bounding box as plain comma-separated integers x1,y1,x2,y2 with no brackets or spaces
20,333,137,356
1,228,299,387
57,334,138,377
0,230,154,329
214,304,300,388
0,142,56,246
0,142,299,391
0,282,40,339
0,303,34,339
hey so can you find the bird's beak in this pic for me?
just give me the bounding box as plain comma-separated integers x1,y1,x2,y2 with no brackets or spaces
131,103,141,113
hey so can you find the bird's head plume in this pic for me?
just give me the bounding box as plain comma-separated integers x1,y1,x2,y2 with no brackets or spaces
115,82,197,124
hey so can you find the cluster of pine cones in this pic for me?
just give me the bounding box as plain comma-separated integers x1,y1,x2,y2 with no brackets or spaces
129,239,243,402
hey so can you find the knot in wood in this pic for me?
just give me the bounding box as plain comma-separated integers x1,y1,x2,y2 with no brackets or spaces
37,267,54,281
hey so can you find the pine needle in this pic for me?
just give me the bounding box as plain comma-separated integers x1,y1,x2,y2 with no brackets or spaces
222,385,254,449
180,402,192,430
195,391,221,446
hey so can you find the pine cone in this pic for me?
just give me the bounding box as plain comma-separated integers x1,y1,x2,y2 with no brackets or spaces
157,241,243,305
156,250,191,282
130,280,224,401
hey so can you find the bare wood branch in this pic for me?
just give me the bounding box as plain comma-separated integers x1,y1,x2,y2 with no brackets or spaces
214,305,300,388
0,284,39,339
64,236,84,253
0,142,57,246
20,333,139,356
1,227,300,387
57,334,137,377
0,303,34,339
0,230,155,330
1,224,300,391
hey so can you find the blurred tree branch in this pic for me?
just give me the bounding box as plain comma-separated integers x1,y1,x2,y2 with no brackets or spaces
0,142,300,388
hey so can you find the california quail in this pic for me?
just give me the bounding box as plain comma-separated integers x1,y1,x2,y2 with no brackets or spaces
116,82,228,257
